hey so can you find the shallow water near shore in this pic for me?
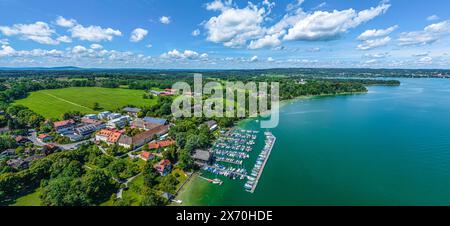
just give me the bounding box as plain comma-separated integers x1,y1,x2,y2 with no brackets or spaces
178,78,450,206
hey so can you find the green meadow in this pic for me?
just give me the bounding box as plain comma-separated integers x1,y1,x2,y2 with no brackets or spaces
15,87,157,119
10,189,42,206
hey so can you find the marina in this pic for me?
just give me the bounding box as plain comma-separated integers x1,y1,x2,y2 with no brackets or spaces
244,132,276,193
208,129,259,169
202,164,249,180
201,128,277,193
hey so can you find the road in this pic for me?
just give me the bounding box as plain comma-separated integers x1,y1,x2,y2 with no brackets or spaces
118,144,145,158
116,173,141,199
28,131,94,150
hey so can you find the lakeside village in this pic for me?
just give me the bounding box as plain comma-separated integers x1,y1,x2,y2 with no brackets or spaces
1,107,173,173
1,100,276,204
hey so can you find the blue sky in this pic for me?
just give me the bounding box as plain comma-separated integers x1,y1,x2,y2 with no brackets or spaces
0,0,449,69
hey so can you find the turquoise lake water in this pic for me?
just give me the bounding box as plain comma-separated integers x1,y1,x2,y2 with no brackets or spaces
179,78,450,206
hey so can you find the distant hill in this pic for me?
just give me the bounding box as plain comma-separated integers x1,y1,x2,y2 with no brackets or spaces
0,66,83,71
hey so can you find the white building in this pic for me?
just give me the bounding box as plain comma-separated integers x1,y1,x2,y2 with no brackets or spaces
107,116,131,129
83,114,98,120
98,111,111,120
107,113,122,121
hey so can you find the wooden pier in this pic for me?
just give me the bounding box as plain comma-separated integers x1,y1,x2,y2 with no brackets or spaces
207,166,248,178
248,133,276,193
216,159,243,165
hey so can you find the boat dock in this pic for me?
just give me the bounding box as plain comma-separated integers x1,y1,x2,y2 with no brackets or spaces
245,132,276,193
200,129,276,193
203,164,249,180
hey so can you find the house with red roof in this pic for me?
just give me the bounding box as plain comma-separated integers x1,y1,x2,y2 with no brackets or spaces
148,139,175,151
38,134,53,143
42,144,57,155
140,151,155,161
15,136,29,144
95,129,123,145
154,159,172,176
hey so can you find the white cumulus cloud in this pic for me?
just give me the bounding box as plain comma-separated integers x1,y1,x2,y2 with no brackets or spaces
72,45,88,54
57,35,72,43
358,25,398,40
70,24,122,42
160,49,208,60
0,45,15,57
130,28,148,42
90,44,103,49
192,29,201,37
427,15,439,21
398,20,450,46
248,33,282,49
203,0,390,49
204,1,266,48
283,3,390,41
160,16,171,24
357,36,391,50
56,17,122,42
0,21,59,45
55,16,77,28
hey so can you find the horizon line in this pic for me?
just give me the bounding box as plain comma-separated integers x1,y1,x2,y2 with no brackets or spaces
1,66,450,71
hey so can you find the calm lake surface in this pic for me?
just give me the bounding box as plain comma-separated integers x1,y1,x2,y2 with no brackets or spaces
178,78,450,206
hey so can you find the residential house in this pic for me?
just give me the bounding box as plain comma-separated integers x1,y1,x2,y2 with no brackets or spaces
154,159,172,176
38,134,53,143
54,119,76,134
15,136,30,145
140,151,155,161
148,139,175,151
42,144,57,156
123,107,142,117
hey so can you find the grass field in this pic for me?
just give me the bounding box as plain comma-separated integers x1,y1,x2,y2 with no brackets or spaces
15,87,157,119
10,189,42,206
122,174,144,206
